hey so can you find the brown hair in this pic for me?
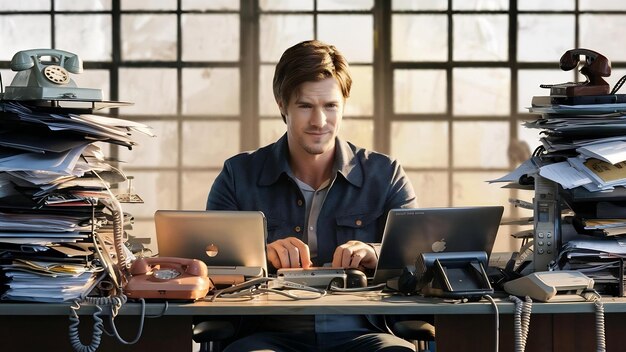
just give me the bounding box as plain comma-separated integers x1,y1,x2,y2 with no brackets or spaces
273,40,352,122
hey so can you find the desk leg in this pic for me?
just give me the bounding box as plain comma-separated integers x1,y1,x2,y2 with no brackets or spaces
0,315,192,352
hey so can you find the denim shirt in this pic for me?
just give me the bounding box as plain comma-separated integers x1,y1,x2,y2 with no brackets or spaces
207,134,418,268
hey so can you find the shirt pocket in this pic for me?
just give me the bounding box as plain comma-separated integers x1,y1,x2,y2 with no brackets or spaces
265,216,297,243
335,212,382,245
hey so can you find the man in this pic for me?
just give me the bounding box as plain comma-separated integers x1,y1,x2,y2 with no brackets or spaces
207,40,417,351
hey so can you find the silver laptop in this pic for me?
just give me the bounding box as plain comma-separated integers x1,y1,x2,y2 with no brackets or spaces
154,210,268,278
372,206,504,284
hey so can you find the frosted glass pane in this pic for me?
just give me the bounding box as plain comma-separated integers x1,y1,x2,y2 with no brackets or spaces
517,126,542,159
182,172,220,210
1,69,17,88
72,69,110,101
122,0,176,10
183,0,239,10
344,66,373,116
127,220,158,255
518,0,574,10
260,119,286,147
392,15,447,62
517,69,575,113
318,15,373,64
452,0,507,10
260,15,314,62
605,68,626,95
260,0,313,11
122,15,177,61
0,16,51,60
394,69,446,114
517,15,574,63
391,121,448,167
453,68,510,116
259,65,279,117
393,0,447,11
119,68,177,115
0,2,48,10
453,15,508,61
580,15,626,62
317,0,373,10
121,171,177,218
56,0,111,10
452,121,509,168
339,119,373,151
56,15,112,62
407,171,448,207
580,0,626,10
118,120,178,167
182,68,240,115
182,14,239,61
452,172,511,216
182,121,241,167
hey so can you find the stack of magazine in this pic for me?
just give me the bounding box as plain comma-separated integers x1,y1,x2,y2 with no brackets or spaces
0,101,153,302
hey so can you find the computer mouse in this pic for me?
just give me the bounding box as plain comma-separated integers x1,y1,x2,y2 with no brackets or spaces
345,268,368,288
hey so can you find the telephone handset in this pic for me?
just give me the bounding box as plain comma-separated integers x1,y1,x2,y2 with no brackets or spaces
11,49,84,81
125,257,213,300
550,48,611,97
3,48,103,101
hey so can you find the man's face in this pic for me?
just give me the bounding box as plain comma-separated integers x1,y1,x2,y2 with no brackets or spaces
280,77,344,156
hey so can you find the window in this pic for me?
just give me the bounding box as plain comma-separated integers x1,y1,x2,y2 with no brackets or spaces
2,0,625,253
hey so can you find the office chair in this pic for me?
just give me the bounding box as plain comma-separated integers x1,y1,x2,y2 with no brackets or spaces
392,319,436,352
192,320,235,352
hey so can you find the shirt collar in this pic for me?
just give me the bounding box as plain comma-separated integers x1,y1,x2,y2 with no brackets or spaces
258,133,363,188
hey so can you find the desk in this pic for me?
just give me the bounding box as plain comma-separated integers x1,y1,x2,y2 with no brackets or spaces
2,293,626,351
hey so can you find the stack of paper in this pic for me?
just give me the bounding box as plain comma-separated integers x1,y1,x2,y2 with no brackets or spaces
490,98,626,295
0,101,152,302
555,237,626,293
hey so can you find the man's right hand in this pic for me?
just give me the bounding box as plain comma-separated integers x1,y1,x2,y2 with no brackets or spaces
267,237,312,269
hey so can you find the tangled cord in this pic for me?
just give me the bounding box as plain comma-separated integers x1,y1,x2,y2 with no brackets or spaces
509,295,532,352
68,294,153,351
209,277,327,301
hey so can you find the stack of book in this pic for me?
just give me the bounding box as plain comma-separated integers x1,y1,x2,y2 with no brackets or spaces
0,101,152,302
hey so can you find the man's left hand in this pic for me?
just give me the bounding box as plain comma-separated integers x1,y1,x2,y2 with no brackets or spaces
332,240,377,269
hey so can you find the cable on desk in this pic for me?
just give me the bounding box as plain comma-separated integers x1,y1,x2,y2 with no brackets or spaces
509,295,532,352
209,277,326,301
483,295,499,352
327,283,387,293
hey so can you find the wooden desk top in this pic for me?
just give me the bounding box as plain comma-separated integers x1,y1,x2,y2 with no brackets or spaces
2,291,626,316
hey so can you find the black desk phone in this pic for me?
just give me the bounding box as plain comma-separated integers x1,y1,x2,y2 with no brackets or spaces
549,48,611,97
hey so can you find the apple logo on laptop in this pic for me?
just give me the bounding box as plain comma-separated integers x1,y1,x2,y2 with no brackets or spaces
205,244,219,257
431,239,446,252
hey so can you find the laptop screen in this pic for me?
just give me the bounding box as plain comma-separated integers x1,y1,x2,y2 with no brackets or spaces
372,206,504,284
154,210,268,277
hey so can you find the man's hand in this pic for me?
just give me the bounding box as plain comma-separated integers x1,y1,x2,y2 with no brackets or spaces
267,237,312,269
332,240,377,269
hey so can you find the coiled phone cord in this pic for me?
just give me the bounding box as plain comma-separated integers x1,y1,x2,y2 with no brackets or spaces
509,295,532,352
69,294,149,351
594,300,606,352
583,290,606,352
69,300,104,352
